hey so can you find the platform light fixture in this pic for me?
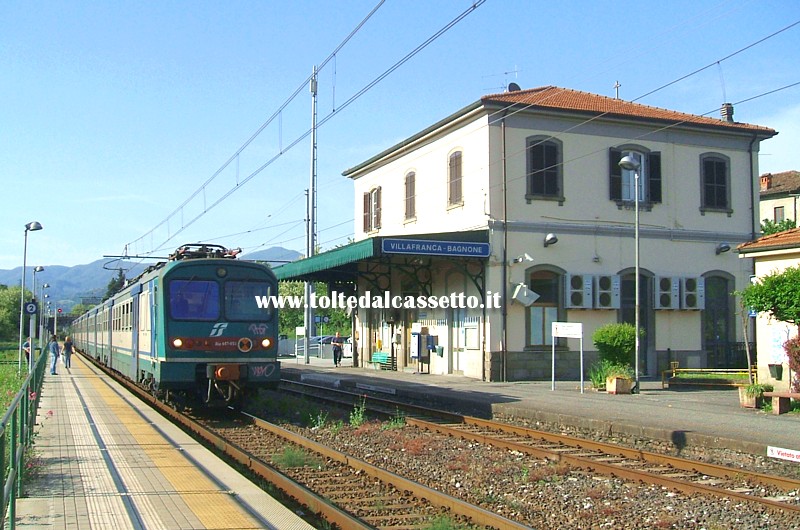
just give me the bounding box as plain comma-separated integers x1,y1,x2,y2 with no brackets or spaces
17,221,42,374
618,155,641,394
543,233,559,247
715,242,731,255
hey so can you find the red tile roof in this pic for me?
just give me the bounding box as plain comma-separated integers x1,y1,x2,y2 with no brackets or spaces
483,86,776,136
738,227,800,254
760,170,800,196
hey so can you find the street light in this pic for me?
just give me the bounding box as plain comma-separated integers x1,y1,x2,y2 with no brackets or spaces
618,155,641,394
17,221,43,374
39,286,50,353
31,266,44,373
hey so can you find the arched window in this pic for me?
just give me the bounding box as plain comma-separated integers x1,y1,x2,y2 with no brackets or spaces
405,171,416,220
609,146,662,205
526,136,563,203
526,268,564,347
448,150,463,206
700,153,731,213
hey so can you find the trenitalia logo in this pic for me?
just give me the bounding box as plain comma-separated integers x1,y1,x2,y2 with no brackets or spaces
255,290,502,310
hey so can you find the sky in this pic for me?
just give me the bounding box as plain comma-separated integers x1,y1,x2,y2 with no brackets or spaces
2,0,799,273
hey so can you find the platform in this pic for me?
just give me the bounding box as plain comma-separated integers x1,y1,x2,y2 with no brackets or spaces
284,354,800,456
15,354,314,530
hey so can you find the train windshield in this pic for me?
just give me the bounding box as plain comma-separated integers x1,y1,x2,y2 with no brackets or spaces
169,280,220,320
225,280,273,321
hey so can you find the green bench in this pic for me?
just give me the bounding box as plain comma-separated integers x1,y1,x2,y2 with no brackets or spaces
371,352,396,370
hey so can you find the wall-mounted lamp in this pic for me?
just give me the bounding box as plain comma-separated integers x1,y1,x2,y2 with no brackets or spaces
543,233,558,247
510,253,534,265
715,242,731,255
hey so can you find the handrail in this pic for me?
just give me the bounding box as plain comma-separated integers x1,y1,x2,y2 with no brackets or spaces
0,351,46,530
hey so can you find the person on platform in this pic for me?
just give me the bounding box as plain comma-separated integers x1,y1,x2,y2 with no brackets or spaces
48,335,60,375
22,337,31,364
62,336,74,369
332,332,344,367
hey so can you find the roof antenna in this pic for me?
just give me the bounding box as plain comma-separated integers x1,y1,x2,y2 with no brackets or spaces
614,80,621,99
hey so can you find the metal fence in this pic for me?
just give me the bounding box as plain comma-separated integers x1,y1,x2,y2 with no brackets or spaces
1,351,46,530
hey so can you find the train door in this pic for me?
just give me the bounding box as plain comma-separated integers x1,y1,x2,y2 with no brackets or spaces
130,284,142,382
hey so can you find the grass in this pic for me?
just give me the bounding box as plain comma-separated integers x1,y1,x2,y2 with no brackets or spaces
272,446,321,470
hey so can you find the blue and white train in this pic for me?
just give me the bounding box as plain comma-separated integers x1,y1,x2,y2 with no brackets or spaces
72,244,280,406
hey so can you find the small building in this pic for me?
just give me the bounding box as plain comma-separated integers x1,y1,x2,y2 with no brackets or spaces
758,170,800,225
737,228,800,391
276,85,777,381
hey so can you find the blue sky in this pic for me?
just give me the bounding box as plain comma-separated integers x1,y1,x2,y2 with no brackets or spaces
2,0,799,271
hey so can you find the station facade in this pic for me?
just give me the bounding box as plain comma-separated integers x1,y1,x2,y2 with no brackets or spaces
275,86,777,382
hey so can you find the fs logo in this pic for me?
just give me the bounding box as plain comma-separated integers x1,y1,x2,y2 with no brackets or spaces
210,323,228,337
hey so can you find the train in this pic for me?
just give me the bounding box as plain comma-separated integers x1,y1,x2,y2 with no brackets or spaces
71,244,280,407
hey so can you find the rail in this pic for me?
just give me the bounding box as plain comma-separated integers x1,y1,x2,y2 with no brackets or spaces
662,361,757,389
1,351,46,530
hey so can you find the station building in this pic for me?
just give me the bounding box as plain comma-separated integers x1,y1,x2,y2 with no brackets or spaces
274,85,777,382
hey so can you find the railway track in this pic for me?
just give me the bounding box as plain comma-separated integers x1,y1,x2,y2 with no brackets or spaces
280,378,800,516
81,352,530,529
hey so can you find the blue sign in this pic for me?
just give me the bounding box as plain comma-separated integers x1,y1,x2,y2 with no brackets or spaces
382,238,490,258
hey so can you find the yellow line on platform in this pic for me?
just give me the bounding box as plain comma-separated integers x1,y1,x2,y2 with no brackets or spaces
86,370,262,529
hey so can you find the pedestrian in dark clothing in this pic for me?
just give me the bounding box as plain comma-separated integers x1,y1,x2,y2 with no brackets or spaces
63,336,74,369
332,332,344,367
48,335,60,375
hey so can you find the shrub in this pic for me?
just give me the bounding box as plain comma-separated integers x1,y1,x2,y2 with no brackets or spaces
592,323,642,366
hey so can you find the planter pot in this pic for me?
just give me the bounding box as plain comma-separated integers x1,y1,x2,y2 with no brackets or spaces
738,387,764,408
606,376,632,395
768,364,783,380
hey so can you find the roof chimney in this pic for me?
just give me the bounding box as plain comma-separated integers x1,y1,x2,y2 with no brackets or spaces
721,103,734,122
760,174,772,191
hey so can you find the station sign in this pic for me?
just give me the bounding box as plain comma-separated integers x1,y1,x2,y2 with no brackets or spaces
382,238,490,258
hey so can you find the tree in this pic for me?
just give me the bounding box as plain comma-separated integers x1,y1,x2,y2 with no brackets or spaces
0,285,28,340
740,266,800,327
103,270,126,301
761,218,796,236
70,303,93,316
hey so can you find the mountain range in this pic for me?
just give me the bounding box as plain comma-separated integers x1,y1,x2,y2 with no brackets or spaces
0,246,301,312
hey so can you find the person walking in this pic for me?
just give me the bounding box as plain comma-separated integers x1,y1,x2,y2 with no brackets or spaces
62,336,74,369
332,332,344,367
48,335,60,375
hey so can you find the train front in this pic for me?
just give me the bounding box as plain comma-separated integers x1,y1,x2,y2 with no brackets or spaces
160,247,279,405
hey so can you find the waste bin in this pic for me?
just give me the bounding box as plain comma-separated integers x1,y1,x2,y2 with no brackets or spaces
435,345,444,357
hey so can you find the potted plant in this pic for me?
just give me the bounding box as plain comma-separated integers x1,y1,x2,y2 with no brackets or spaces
605,363,635,395
738,382,773,408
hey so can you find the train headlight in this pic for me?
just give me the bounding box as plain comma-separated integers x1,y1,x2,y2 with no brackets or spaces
172,338,183,348
261,338,272,349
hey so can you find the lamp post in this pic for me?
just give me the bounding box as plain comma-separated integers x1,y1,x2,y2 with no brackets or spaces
17,221,43,374
31,266,44,373
39,287,50,354
618,155,641,394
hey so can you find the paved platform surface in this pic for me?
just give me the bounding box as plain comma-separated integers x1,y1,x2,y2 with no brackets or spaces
15,354,314,530
283,355,800,457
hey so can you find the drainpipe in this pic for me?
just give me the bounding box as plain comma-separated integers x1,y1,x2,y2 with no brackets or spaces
501,111,509,383
747,133,758,360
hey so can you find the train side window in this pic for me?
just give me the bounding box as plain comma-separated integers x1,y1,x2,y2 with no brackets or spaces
169,280,220,320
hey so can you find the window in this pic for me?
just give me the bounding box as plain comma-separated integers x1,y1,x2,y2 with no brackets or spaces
448,150,463,206
169,280,220,320
700,154,730,211
526,269,563,347
526,136,563,201
775,206,785,222
362,186,381,232
609,148,661,204
225,281,273,321
405,171,416,220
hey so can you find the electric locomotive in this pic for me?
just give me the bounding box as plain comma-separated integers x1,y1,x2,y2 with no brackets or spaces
72,244,280,406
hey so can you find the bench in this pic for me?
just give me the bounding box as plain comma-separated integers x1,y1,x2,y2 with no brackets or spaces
763,391,800,415
661,364,756,389
370,352,396,371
